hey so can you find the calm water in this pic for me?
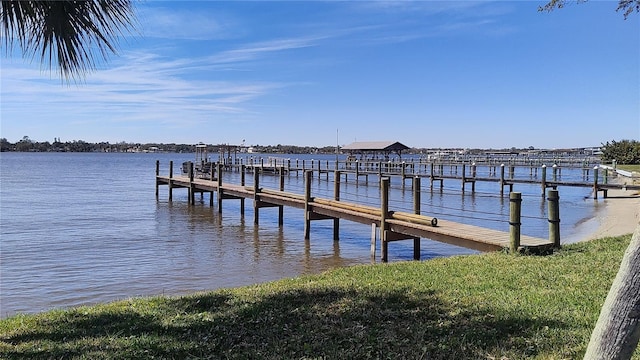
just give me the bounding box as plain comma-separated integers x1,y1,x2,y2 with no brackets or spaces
0,152,599,318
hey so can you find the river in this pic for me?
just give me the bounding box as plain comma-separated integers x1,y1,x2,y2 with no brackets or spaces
0,152,599,318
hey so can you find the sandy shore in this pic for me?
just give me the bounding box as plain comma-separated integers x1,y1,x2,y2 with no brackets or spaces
581,186,640,241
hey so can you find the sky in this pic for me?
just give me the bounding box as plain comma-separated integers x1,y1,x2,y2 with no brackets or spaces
1,1,638,149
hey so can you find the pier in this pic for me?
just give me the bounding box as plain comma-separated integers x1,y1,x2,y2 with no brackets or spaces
156,161,564,261
233,157,638,200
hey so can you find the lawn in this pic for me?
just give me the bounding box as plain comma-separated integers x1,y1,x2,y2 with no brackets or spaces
1,234,638,359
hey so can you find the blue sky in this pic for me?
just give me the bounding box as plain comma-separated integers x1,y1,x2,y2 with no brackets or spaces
1,1,638,149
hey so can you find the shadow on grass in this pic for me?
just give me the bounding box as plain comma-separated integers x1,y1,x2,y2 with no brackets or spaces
1,287,567,359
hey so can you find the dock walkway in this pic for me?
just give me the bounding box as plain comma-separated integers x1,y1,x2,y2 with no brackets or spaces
156,161,559,261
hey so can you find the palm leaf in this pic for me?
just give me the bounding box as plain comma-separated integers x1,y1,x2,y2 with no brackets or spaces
1,0,136,81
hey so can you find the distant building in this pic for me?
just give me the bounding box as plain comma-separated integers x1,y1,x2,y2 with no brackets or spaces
341,141,410,161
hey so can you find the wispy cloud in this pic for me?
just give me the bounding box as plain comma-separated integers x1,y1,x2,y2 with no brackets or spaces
136,5,239,40
1,51,286,133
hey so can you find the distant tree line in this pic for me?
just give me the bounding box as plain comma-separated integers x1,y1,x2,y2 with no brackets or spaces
600,139,640,164
0,137,342,154
5,137,637,163
0,137,195,153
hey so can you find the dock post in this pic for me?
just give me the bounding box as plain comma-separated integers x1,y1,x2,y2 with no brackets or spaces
461,163,466,192
355,160,360,185
380,177,390,263
552,164,558,182
509,192,522,253
371,223,377,260
240,165,245,215
593,166,599,200
500,164,505,196
217,163,223,213
333,170,341,241
169,161,173,201
278,166,284,226
471,162,476,193
189,162,195,205
413,176,421,260
401,162,406,190
541,165,547,197
210,162,215,207
429,162,435,190
253,170,260,224
547,189,561,248
155,160,160,197
304,171,312,240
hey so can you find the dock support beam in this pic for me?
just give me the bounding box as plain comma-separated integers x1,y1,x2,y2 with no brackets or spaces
500,164,505,196
155,160,160,197
381,177,390,263
593,166,600,200
169,161,173,201
217,163,223,213
413,176,421,260
253,170,260,225
304,171,312,240
371,223,377,260
509,192,522,253
541,165,547,197
278,166,285,226
547,189,561,248
189,162,195,205
240,165,245,215
333,170,340,241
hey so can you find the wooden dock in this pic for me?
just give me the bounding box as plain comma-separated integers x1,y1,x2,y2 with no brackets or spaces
156,161,559,261
235,158,638,200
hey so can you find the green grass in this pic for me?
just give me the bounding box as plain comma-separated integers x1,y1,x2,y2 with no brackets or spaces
618,164,640,173
2,235,638,359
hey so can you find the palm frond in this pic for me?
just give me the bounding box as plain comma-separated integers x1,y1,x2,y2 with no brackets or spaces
1,0,136,81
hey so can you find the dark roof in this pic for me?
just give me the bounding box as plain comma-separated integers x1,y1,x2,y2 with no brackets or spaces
341,141,410,152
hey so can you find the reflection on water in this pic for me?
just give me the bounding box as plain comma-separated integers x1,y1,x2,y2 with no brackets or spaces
0,152,597,318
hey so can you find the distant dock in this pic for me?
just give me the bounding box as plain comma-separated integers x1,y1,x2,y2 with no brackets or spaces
224,157,638,200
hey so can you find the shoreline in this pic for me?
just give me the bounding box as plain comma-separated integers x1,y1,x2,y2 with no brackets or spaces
571,186,640,243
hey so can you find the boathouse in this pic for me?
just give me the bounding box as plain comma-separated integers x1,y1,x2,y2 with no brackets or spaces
341,141,410,161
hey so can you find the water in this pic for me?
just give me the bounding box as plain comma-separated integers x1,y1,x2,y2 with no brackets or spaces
0,152,598,318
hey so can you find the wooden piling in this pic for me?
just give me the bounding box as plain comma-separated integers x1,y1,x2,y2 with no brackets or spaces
541,165,547,197
461,163,466,192
240,165,245,215
509,192,522,253
370,223,377,260
253,170,260,224
500,164,505,196
413,176,421,260
217,163,223,213
189,162,195,205
380,177,390,263
155,160,160,197
593,166,599,200
304,170,312,240
279,166,284,225
334,170,340,241
169,161,173,201
547,189,560,248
